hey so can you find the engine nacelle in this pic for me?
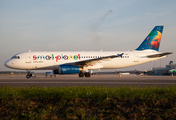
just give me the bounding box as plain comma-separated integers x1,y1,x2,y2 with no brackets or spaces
53,65,80,74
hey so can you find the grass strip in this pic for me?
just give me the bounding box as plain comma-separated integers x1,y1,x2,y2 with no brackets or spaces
0,86,176,119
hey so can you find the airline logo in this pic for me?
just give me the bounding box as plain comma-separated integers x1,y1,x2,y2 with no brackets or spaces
147,31,161,49
33,54,81,62
117,53,124,58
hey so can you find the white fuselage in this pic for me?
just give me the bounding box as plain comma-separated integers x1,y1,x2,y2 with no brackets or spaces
4,50,166,71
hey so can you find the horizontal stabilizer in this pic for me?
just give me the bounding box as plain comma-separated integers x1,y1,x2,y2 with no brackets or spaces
146,52,173,58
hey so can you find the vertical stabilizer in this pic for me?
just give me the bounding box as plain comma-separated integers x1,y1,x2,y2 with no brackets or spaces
136,26,163,51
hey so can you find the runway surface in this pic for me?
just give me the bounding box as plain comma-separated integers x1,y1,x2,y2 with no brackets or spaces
0,74,176,87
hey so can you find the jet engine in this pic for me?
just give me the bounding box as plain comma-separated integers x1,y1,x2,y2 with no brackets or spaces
53,65,80,74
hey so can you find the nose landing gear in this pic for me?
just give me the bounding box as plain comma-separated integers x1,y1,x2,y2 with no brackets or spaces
26,74,32,78
26,70,33,78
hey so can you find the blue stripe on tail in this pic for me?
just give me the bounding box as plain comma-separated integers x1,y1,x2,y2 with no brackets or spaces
136,26,164,51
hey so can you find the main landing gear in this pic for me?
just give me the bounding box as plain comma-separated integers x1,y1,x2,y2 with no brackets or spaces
79,72,84,77
79,72,91,77
85,72,91,77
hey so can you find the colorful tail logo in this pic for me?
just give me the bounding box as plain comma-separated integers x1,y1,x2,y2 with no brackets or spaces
136,26,163,51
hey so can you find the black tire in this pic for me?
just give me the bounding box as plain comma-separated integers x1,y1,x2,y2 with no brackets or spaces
79,72,84,77
85,72,91,77
26,74,30,78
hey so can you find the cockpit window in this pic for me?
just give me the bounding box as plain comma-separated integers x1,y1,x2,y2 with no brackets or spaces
11,56,20,59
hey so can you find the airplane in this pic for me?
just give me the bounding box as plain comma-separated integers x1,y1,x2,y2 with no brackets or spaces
4,26,172,78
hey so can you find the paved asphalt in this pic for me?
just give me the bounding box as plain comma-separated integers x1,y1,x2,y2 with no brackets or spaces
0,74,176,87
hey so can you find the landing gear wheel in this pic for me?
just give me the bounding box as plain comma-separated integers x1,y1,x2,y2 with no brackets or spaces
26,74,32,78
79,72,84,77
26,74,30,78
85,72,91,77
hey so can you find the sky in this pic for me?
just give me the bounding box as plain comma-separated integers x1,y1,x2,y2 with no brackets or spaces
0,0,176,72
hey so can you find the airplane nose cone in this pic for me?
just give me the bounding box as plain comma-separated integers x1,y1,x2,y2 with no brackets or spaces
4,59,12,68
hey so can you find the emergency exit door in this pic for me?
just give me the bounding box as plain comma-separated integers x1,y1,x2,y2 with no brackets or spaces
134,53,139,62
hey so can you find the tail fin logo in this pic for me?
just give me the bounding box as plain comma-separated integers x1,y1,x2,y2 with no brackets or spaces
136,26,163,51
147,31,162,49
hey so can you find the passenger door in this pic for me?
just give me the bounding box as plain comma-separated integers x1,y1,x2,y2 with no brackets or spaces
26,53,31,63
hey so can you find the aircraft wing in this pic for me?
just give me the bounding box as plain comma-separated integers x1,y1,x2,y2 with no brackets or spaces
67,55,119,67
146,52,173,58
